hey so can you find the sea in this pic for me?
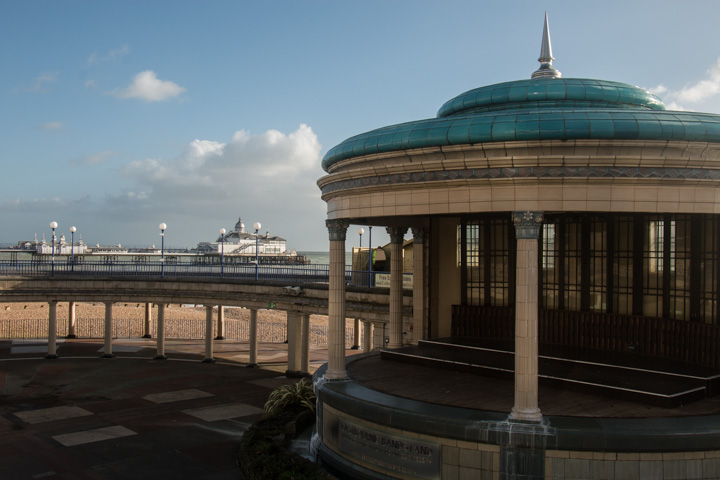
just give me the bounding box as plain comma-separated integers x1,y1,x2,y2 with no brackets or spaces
298,251,352,266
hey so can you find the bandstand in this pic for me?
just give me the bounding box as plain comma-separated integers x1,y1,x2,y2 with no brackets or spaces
314,15,720,480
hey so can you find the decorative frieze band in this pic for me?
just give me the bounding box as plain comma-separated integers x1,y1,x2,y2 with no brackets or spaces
326,219,350,242
320,165,720,195
513,211,544,239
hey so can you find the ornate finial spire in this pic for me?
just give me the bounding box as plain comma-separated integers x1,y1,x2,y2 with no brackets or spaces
531,12,562,79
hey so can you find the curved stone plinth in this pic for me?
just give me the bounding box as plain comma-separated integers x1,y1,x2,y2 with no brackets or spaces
313,359,720,479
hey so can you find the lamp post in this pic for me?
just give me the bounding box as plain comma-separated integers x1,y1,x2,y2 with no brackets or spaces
219,228,226,276
159,223,166,277
69,226,76,271
253,222,261,281
358,227,365,284
368,226,373,287
50,221,58,276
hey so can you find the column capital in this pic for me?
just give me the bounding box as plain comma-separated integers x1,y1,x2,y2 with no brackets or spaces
512,211,544,239
386,226,407,244
326,219,350,242
410,227,425,244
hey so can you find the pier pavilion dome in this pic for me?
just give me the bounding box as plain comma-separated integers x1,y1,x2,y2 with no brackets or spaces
316,14,720,480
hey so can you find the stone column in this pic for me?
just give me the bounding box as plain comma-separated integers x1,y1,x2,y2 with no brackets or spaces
215,306,225,340
203,305,215,363
248,308,258,367
362,321,372,352
351,318,360,349
326,219,349,379
300,314,310,374
386,226,407,348
101,302,113,358
143,303,152,338
67,301,76,339
155,303,166,360
411,227,425,345
46,301,58,359
286,312,302,376
510,211,544,422
372,322,386,351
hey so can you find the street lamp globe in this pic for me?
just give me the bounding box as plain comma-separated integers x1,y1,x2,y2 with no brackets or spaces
253,222,261,232
69,226,76,233
159,223,167,231
50,221,58,230
358,227,365,236
220,228,226,236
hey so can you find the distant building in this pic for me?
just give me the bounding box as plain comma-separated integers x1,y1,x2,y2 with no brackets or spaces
194,217,288,256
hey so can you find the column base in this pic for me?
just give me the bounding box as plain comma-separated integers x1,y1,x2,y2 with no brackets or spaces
142,334,152,339
214,336,225,340
45,354,59,359
509,407,543,423
202,357,216,363
324,371,349,381
246,363,258,368
101,353,114,359
154,355,167,360
66,334,77,339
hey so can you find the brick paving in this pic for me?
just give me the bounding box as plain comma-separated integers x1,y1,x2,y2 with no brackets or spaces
0,338,357,480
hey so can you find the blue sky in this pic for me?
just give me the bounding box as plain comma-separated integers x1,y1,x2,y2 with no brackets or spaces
2,1,720,251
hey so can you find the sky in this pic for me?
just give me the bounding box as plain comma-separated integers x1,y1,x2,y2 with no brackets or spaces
2,1,720,252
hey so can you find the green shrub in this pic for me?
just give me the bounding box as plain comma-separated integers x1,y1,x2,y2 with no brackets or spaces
264,378,316,418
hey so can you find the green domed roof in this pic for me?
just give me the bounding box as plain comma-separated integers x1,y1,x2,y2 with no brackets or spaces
436,78,665,117
321,77,720,172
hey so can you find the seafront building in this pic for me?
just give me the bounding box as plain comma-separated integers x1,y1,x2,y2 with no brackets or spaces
314,15,720,479
195,217,289,256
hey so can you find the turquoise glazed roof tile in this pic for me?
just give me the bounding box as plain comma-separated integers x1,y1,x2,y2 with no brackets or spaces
322,77,720,171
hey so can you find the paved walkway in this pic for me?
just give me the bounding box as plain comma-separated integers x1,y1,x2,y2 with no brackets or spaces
0,338,355,480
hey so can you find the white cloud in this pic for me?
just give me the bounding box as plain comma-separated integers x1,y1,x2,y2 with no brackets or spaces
16,72,58,93
651,58,720,111
37,121,65,131
123,124,322,198
113,70,186,102
87,44,129,66
69,151,116,166
109,124,326,246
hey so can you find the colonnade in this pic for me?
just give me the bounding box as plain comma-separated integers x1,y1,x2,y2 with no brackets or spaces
37,300,386,375
324,220,423,379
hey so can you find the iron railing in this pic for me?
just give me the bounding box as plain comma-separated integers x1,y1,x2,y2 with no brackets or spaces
0,259,412,287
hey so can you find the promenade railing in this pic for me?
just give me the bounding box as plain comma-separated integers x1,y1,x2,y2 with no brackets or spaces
0,259,411,288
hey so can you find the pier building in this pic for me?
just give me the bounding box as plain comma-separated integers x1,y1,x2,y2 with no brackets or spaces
315,15,720,479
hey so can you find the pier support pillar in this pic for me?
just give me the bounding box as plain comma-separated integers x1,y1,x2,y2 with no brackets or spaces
300,314,310,374
510,211,543,422
67,301,76,339
247,309,258,367
215,306,225,340
46,300,58,359
362,321,372,352
101,302,113,358
155,304,166,359
286,312,302,376
351,318,360,349
203,305,215,363
143,303,152,338
326,219,349,380
386,226,407,348
411,227,426,345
